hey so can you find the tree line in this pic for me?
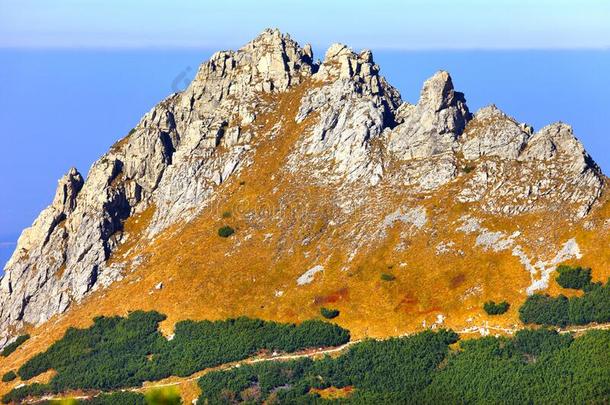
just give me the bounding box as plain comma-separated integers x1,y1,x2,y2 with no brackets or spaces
196,328,609,404
2,312,349,403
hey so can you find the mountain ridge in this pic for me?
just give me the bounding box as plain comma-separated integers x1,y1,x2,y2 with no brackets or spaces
0,28,608,352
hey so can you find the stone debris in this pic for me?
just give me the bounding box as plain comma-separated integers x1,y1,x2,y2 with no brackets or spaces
475,230,520,252
430,314,446,330
296,265,324,286
382,206,427,235
513,238,583,295
457,216,520,252
435,241,455,255
456,216,482,234
460,285,483,301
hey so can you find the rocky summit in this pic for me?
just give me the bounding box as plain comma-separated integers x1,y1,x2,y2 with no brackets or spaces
0,28,608,352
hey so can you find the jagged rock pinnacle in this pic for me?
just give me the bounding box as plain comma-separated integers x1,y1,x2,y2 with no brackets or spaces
387,70,470,160
419,70,458,112
52,167,84,213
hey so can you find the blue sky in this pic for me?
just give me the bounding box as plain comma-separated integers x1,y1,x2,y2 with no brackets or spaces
1,0,609,50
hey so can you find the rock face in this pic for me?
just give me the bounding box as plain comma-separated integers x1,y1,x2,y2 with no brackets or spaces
0,28,318,344
461,105,530,160
457,112,603,217
0,29,605,346
291,43,400,184
388,70,470,160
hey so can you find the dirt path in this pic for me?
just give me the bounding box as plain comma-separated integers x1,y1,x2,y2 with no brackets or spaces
25,322,610,403
456,322,610,336
27,341,361,404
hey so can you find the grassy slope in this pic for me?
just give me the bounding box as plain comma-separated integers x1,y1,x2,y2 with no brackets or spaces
1,82,609,400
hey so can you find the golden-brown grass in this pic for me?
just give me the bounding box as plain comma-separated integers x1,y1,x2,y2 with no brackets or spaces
1,82,609,398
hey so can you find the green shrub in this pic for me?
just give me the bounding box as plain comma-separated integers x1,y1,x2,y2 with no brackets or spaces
218,225,235,238
320,307,340,319
18,310,167,386
519,294,569,326
8,311,349,399
556,265,592,290
1,383,49,403
197,329,459,404
420,330,609,403
520,278,610,327
567,281,610,325
1,370,16,382
381,273,396,282
1,334,30,357
512,328,573,356
461,165,475,174
222,211,231,218
198,328,610,404
483,300,510,315
7,323,609,404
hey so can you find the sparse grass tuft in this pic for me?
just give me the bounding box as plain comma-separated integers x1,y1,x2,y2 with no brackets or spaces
381,273,396,282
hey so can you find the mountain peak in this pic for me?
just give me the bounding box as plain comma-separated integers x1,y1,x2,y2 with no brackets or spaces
387,70,470,160
523,122,595,168
190,28,314,97
52,167,84,213
419,70,458,112
0,30,606,353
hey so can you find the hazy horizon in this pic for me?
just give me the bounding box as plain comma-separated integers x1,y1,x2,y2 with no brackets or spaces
1,1,609,50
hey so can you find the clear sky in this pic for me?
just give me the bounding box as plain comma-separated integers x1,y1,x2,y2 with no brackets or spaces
1,0,609,50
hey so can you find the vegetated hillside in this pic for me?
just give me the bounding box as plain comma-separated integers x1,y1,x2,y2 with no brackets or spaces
194,329,609,404
1,311,349,403
0,28,609,399
3,317,608,403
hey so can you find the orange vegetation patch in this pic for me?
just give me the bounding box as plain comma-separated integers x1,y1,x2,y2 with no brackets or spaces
313,287,349,305
311,385,354,399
